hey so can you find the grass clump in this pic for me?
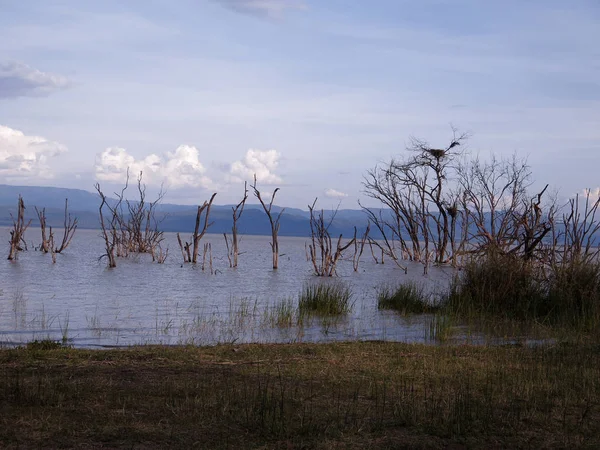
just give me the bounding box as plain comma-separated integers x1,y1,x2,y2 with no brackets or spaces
298,281,352,316
377,282,435,314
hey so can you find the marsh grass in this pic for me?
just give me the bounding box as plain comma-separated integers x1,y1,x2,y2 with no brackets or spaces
546,261,600,327
447,254,600,329
11,289,27,328
1,342,599,448
425,313,454,343
298,282,352,316
377,282,437,314
264,298,303,328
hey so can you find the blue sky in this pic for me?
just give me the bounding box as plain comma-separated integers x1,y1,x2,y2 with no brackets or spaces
0,0,599,207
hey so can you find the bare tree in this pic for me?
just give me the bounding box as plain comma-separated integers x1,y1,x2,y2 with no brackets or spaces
8,196,31,260
177,193,217,264
124,172,165,256
201,242,214,274
35,206,50,253
54,199,78,253
35,199,78,256
307,199,356,276
95,174,129,268
224,182,248,268
251,175,283,270
547,190,600,272
456,154,551,260
95,171,168,266
48,227,57,263
363,129,470,270
352,223,370,272
154,244,169,264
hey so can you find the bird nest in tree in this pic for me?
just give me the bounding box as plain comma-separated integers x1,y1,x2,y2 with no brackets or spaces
427,149,446,158
446,205,458,218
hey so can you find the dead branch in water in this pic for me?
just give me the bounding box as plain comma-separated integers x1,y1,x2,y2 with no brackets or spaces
177,193,217,264
352,223,370,272
251,175,283,270
8,196,31,261
54,198,78,253
307,199,356,276
35,206,50,253
224,182,248,268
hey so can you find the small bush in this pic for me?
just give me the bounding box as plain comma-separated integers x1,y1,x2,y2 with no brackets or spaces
377,282,434,314
298,282,352,316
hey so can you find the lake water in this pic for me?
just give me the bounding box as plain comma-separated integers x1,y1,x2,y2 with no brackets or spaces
0,227,470,348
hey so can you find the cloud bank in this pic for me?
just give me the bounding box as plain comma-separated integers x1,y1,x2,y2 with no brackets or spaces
0,125,67,181
0,62,71,99
94,145,213,189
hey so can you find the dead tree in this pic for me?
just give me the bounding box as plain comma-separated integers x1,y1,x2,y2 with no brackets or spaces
8,196,31,260
224,182,248,268
548,190,600,271
360,205,407,271
363,128,468,268
458,154,531,257
35,206,50,253
35,199,78,256
48,227,57,263
154,244,169,264
307,199,356,276
54,199,78,253
177,193,217,264
251,175,284,270
202,242,214,274
95,176,128,268
125,172,165,255
352,223,370,271
96,186,117,268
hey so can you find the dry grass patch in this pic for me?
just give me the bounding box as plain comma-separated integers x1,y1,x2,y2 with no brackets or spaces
1,342,599,449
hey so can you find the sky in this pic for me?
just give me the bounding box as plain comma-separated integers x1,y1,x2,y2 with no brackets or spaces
0,0,599,208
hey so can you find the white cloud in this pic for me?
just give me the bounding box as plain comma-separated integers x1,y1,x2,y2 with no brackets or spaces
213,0,306,18
324,188,348,199
229,149,282,184
94,145,213,189
0,61,71,99
0,125,67,181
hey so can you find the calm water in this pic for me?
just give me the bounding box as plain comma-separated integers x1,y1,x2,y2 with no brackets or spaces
0,227,463,348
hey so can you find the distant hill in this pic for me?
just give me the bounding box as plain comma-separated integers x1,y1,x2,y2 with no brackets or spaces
0,184,371,238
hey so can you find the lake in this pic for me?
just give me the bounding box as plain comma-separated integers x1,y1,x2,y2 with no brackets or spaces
0,227,471,348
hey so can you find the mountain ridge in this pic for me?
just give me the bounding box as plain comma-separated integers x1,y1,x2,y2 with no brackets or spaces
0,184,371,238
